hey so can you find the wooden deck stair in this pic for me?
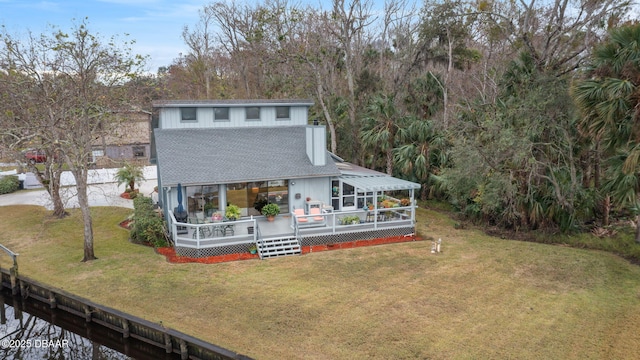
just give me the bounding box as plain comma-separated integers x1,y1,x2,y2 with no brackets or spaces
257,236,301,259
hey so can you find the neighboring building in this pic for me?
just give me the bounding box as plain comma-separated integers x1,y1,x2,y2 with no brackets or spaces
92,110,152,166
152,99,420,259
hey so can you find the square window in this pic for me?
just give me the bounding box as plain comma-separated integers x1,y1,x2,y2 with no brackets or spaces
214,107,229,121
180,107,197,122
133,146,145,157
276,106,290,120
246,107,260,121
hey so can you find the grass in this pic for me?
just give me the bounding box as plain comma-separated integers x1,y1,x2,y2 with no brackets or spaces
2,205,640,359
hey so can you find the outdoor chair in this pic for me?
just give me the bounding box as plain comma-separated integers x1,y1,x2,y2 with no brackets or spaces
310,208,324,222
294,208,308,223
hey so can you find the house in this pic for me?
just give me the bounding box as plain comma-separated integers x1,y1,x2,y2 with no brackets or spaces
152,99,420,259
91,110,152,166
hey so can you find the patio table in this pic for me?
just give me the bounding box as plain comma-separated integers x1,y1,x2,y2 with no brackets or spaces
203,219,235,237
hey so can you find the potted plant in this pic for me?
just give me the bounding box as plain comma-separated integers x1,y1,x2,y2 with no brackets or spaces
261,203,280,221
248,243,257,254
204,202,216,217
225,204,241,221
341,215,361,225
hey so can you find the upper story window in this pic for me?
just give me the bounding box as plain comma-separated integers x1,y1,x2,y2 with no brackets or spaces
246,107,261,121
180,107,197,122
214,107,229,121
276,106,290,120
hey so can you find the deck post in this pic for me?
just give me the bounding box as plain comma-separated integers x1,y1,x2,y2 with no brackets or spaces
10,266,19,296
123,319,130,338
84,305,92,322
410,189,416,224
180,339,188,360
1,244,20,296
49,292,57,309
164,332,173,353
0,291,6,324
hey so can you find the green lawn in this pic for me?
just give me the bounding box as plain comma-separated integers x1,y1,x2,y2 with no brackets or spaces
1,205,640,359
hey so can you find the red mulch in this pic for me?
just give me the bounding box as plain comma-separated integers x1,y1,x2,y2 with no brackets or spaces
155,247,260,263
119,219,132,229
155,234,421,264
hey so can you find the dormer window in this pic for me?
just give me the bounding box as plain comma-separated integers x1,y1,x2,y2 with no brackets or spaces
246,107,261,121
180,107,197,122
214,107,229,121
276,106,290,120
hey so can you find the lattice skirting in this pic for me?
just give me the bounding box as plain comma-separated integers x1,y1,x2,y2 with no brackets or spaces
175,243,252,258
176,226,415,258
300,226,415,247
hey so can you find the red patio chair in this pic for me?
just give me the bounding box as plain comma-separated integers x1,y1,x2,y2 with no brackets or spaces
294,208,308,223
310,207,324,221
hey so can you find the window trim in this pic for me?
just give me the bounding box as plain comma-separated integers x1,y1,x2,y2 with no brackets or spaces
180,107,197,122
213,107,230,121
275,106,290,121
245,107,261,121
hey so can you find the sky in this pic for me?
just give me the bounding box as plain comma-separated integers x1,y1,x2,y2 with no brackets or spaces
2,1,638,75
0,0,211,73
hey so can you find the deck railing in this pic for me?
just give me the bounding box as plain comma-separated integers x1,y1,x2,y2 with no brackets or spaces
293,206,415,235
0,243,19,295
169,205,415,251
169,211,257,250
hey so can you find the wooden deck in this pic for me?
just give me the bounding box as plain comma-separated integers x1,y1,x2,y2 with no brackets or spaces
169,206,416,253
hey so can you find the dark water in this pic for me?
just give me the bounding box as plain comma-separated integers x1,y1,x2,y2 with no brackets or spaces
0,288,181,360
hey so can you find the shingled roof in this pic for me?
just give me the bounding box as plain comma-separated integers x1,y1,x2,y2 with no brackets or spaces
154,127,340,187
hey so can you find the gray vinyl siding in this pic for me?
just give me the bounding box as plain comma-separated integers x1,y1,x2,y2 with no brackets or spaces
159,106,309,129
289,177,332,212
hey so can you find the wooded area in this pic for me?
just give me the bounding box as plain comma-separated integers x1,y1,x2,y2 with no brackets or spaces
159,0,640,239
1,0,640,259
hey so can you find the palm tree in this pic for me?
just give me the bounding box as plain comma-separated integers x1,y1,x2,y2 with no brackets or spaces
361,94,405,175
114,163,145,193
395,118,447,200
573,24,640,242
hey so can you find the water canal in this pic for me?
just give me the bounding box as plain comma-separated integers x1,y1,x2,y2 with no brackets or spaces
1,287,182,359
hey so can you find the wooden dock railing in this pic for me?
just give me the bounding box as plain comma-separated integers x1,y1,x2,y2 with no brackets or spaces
0,243,19,295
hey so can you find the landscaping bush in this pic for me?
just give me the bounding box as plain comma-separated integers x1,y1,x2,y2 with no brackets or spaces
131,196,168,247
0,175,19,194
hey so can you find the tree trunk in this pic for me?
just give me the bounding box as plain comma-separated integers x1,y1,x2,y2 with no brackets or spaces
636,213,640,244
74,169,96,262
30,163,67,218
315,76,338,154
603,195,610,227
49,171,67,218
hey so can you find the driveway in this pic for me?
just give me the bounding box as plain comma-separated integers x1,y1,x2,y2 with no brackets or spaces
0,166,158,210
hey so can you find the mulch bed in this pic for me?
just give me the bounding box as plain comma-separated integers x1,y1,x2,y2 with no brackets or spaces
154,235,421,264
155,247,260,264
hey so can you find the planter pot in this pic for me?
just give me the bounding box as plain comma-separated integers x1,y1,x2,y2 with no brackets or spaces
249,249,257,254
266,215,275,222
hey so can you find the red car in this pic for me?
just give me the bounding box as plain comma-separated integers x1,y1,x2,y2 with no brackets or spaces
24,149,47,163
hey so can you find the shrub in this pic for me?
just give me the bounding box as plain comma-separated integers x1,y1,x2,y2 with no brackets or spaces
341,215,361,225
0,175,19,195
226,203,242,220
131,196,168,247
261,203,280,217
114,163,145,192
